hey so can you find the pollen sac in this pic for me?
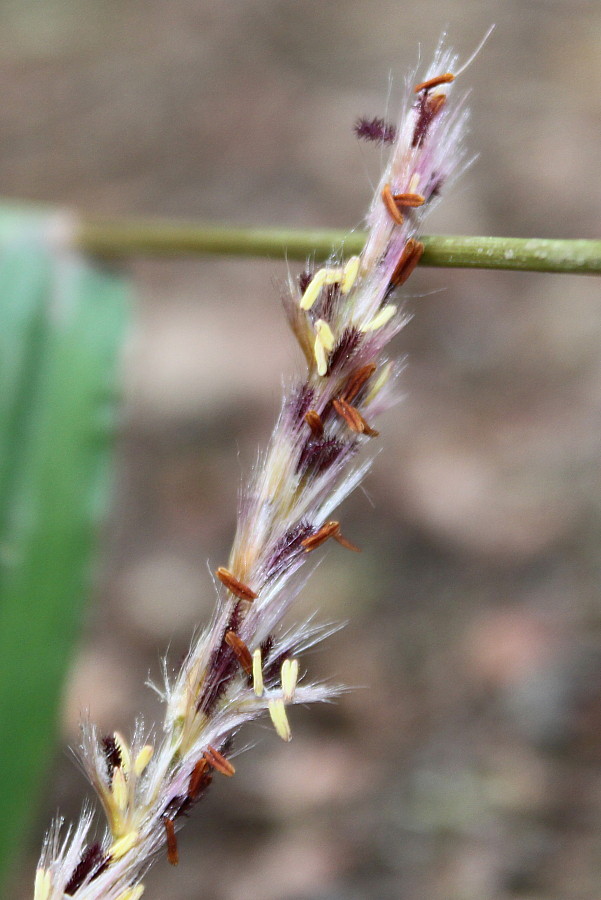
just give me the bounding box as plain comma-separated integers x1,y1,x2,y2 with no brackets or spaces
252,647,264,696
281,658,299,702
268,698,292,742
381,183,404,225
341,256,361,294
360,304,397,333
225,630,253,676
342,363,376,404
204,744,236,777
216,567,258,602
164,818,179,866
300,268,327,310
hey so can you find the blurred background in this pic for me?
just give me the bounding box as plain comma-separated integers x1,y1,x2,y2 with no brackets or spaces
4,0,601,897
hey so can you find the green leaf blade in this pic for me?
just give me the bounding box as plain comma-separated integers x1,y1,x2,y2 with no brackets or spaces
0,218,129,891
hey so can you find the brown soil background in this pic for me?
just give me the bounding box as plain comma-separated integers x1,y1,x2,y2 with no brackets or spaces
6,1,601,898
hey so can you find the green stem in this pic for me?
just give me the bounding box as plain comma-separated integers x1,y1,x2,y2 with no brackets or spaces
75,219,601,275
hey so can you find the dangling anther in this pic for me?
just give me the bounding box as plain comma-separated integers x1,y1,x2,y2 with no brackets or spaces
389,239,425,288
301,520,360,553
332,398,364,433
428,93,446,116
216,567,258,602
203,745,236,777
301,520,341,552
414,72,454,93
164,818,179,866
357,415,379,438
332,530,361,553
225,631,253,676
332,398,379,437
381,183,404,225
304,409,324,438
342,363,377,404
392,192,425,208
188,758,211,799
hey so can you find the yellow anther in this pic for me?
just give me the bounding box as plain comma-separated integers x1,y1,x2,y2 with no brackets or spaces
34,868,52,900
323,267,344,285
110,830,139,860
314,319,335,351
341,256,360,294
281,658,299,702
300,268,327,310
300,267,343,310
365,360,393,404
360,304,397,333
111,766,129,813
113,731,131,775
134,744,154,777
268,698,292,742
314,335,328,376
252,648,264,696
116,888,145,900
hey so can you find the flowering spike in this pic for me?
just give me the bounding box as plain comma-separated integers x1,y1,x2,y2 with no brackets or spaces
33,41,473,899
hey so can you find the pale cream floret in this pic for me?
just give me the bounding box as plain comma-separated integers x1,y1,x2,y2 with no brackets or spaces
134,745,154,777
408,172,421,194
111,767,129,815
252,648,264,697
268,698,292,742
281,658,299,702
116,887,145,900
110,830,139,860
360,304,397,333
33,869,52,900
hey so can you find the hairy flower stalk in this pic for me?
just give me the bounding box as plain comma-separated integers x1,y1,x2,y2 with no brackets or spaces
34,44,470,900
